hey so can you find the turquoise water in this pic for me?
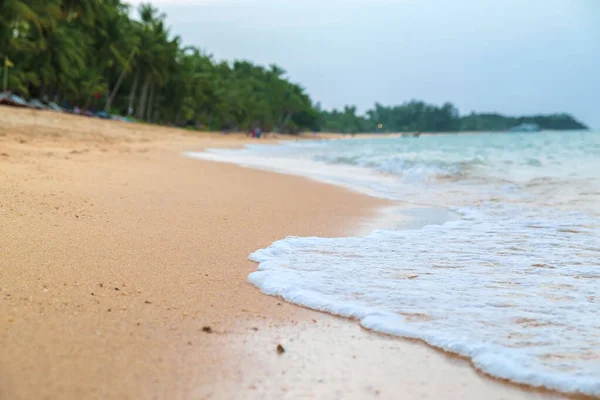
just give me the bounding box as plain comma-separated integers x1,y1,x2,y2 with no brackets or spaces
186,131,600,396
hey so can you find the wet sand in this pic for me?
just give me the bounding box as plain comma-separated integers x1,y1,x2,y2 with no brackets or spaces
0,106,564,399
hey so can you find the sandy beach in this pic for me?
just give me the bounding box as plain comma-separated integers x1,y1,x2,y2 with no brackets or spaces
0,106,566,400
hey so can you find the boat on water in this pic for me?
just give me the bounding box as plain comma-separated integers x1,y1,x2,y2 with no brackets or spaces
510,123,541,132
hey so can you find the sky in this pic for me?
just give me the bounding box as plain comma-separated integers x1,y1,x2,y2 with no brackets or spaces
128,0,600,128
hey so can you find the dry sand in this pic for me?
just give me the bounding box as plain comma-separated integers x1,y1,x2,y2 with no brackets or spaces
0,107,565,399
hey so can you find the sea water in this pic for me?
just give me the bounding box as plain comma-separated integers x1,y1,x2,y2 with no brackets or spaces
185,131,600,396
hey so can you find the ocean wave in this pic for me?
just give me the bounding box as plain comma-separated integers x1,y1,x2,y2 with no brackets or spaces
186,131,600,397
249,205,600,396
312,153,487,182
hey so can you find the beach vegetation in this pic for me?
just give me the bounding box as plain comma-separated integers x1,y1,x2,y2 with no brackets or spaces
0,0,587,133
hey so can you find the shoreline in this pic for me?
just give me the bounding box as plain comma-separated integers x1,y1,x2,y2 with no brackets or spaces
0,106,570,399
186,146,584,400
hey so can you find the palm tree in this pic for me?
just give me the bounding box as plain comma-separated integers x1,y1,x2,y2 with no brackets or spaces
0,0,322,132
0,0,60,93
129,4,173,120
36,23,87,102
103,6,139,112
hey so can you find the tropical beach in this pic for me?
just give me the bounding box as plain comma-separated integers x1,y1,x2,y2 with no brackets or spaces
2,1,598,399
0,106,570,400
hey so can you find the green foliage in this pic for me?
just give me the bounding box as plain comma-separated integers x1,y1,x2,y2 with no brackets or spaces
0,0,587,133
319,102,587,133
458,112,588,132
0,0,318,131
320,101,460,133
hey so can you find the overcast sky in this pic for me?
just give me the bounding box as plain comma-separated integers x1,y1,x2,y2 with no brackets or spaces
129,0,599,128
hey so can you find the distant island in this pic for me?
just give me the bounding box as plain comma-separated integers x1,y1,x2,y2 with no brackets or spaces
318,102,588,134
0,1,588,134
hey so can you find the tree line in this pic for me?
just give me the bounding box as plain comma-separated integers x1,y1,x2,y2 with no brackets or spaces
0,1,588,133
1,0,319,132
319,102,588,133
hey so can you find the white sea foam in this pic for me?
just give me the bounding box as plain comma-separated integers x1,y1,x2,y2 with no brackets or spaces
185,131,600,396
249,206,600,395
184,147,400,199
